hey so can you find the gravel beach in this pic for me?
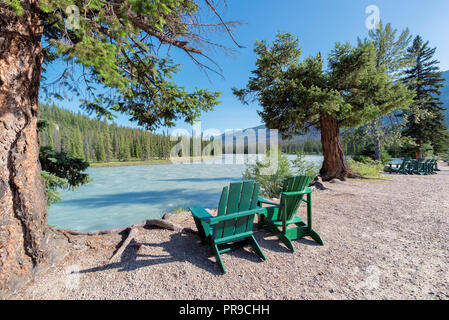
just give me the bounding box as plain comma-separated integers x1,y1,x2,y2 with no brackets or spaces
8,163,449,300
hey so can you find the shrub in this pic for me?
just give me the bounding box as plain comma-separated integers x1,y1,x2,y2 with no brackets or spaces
292,152,320,180
348,158,385,179
243,150,319,198
243,150,292,198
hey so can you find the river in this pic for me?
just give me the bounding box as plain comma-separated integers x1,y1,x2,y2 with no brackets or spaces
48,154,323,231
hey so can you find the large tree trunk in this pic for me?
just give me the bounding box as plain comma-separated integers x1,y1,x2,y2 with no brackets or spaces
371,118,382,161
0,1,65,297
415,139,423,159
319,113,354,181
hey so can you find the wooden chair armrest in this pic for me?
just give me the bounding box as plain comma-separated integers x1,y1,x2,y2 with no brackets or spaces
207,208,264,225
189,206,214,223
283,188,312,197
257,196,279,206
190,206,264,225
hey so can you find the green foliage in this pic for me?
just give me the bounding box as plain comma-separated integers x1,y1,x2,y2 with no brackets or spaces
36,0,225,131
39,143,92,206
233,32,414,178
402,35,449,155
357,22,414,160
347,159,386,179
4,0,23,15
95,134,106,162
39,146,91,189
292,153,320,180
242,150,319,198
351,142,392,164
172,207,187,214
358,22,413,80
280,139,322,154
243,151,292,199
40,171,68,207
38,104,174,162
69,126,84,159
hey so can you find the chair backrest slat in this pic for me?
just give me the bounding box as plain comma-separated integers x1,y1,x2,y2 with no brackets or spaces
249,182,259,210
278,175,311,222
239,181,255,212
217,186,229,217
226,182,242,214
214,181,259,241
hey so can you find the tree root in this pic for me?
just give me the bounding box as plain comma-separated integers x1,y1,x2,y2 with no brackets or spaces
109,227,138,262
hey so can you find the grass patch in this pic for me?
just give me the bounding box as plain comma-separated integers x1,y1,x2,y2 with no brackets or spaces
90,159,171,167
172,207,187,214
348,159,389,179
89,156,218,168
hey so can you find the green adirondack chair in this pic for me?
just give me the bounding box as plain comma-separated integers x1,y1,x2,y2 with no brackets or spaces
408,158,425,175
189,181,266,274
389,158,410,174
257,175,324,252
433,159,440,172
428,159,437,174
423,159,433,174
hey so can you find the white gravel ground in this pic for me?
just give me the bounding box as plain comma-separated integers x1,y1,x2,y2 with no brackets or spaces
8,163,449,300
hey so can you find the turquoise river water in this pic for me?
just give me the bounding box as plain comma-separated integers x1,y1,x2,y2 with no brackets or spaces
48,155,323,231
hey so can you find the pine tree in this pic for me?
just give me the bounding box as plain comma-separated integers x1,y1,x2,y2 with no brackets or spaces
402,36,449,158
234,33,414,180
70,126,85,159
95,134,106,163
103,122,113,162
84,136,91,162
118,135,131,162
358,22,413,160
112,131,119,159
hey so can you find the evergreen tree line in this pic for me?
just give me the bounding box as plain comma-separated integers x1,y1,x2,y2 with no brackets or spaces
38,104,174,162
280,140,323,155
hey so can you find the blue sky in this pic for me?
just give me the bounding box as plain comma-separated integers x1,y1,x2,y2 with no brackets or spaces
44,0,449,134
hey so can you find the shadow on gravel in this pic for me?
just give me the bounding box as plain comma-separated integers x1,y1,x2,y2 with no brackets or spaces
77,230,266,276
253,230,321,254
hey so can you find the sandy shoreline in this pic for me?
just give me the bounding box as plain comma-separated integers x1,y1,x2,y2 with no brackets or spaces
7,163,449,300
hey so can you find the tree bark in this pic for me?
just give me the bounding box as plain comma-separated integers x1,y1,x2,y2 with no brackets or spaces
371,118,382,161
0,1,59,295
319,113,354,181
416,139,423,159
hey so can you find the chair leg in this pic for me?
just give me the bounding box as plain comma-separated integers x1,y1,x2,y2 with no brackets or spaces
212,244,227,274
193,217,208,245
294,226,324,246
308,228,324,245
278,233,295,252
249,235,266,261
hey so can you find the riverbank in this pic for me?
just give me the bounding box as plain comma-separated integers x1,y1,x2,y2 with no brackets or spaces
9,162,449,299
87,154,324,168
89,156,220,168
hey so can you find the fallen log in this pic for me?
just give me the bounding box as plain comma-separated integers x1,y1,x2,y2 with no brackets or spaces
56,218,196,236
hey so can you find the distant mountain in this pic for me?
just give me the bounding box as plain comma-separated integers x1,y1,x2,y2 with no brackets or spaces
441,70,449,127
220,124,321,146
